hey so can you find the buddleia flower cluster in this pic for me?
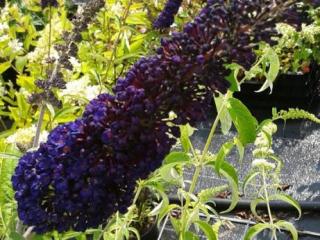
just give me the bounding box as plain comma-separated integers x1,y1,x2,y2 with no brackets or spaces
153,0,183,29
12,0,315,233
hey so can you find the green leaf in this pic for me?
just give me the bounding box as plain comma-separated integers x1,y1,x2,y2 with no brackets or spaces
16,75,35,91
212,221,222,235
0,152,22,159
215,141,234,174
275,221,298,240
182,231,200,240
148,200,165,216
250,198,265,219
128,227,141,240
214,95,232,135
159,164,183,185
227,97,258,145
225,63,243,92
0,61,11,74
15,56,28,73
157,204,180,228
8,232,24,240
234,137,244,163
269,194,301,219
16,92,30,120
219,162,239,213
242,171,260,195
195,220,218,240
256,47,280,93
53,106,80,123
164,152,190,165
61,231,83,240
198,185,229,203
179,124,196,152
244,223,271,240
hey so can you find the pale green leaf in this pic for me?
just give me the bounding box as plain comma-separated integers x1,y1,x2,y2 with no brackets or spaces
164,152,190,165
250,198,265,219
214,95,232,135
269,194,301,219
256,47,280,93
244,223,271,240
195,220,218,240
215,141,234,174
234,137,244,163
183,231,200,240
275,221,298,240
242,171,260,195
0,61,11,74
219,162,239,213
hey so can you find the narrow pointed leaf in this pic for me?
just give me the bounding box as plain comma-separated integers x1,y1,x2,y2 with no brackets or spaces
219,162,239,213
275,221,298,240
215,141,234,174
269,194,301,219
195,220,218,240
250,198,265,219
244,223,271,240
242,171,260,195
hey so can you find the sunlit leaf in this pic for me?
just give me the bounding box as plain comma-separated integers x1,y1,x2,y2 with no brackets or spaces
219,162,239,213
195,220,218,240
244,223,271,240
215,141,234,174
227,98,258,145
164,152,190,165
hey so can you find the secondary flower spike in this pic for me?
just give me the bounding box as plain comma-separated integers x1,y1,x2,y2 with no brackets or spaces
153,0,183,29
13,0,314,233
41,0,58,8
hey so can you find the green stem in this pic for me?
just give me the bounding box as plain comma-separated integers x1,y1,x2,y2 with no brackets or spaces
262,168,277,239
0,117,7,130
262,169,273,225
103,0,133,83
32,104,46,148
180,92,231,238
188,91,231,193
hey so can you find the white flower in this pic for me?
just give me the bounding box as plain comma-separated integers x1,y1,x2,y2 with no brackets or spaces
59,76,101,102
276,23,296,36
111,2,123,16
85,85,100,100
0,23,9,32
68,56,81,71
0,35,9,42
6,125,48,149
252,158,276,170
301,24,320,44
8,39,23,53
